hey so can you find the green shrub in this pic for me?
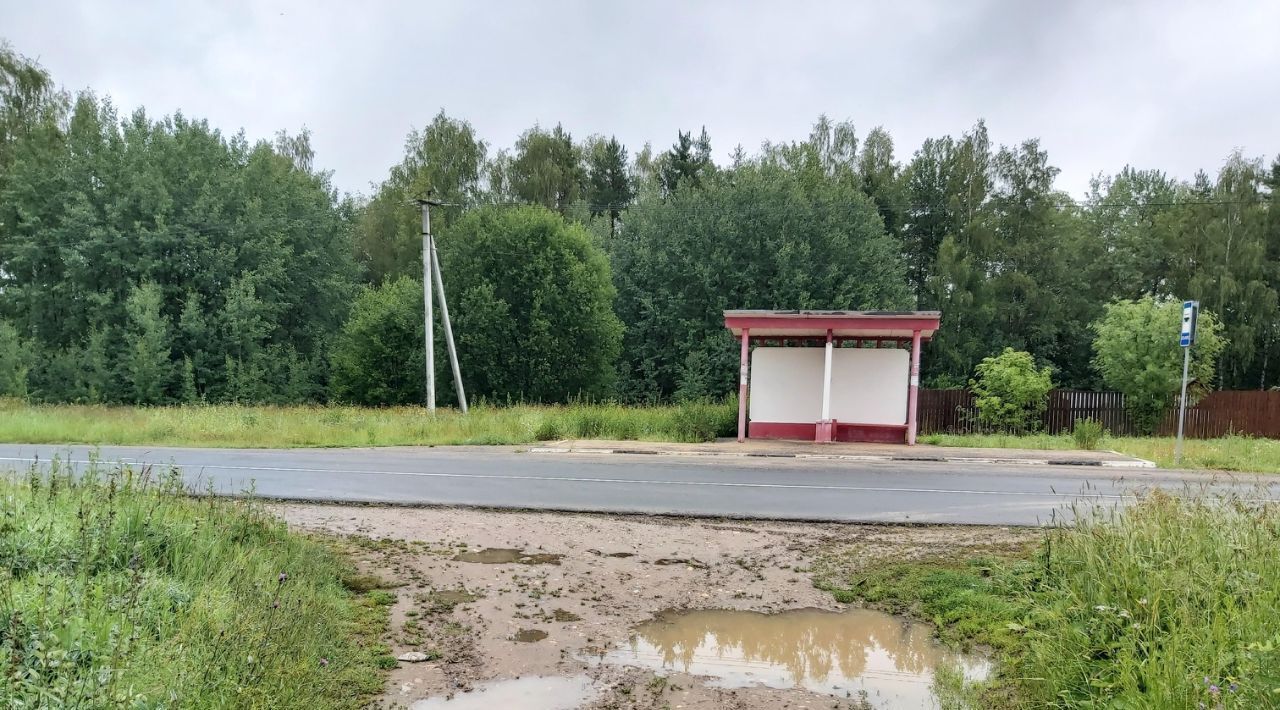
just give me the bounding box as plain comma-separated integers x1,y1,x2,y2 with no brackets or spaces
1071,417,1105,450
969,348,1053,433
328,277,426,406
1093,297,1227,434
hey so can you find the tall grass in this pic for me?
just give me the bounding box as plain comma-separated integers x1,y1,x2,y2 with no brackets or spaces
825,492,1280,708
1,458,388,707
0,397,738,448
1020,493,1280,707
920,430,1280,473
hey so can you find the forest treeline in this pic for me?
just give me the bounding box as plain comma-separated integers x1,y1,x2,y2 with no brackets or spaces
1,42,1278,406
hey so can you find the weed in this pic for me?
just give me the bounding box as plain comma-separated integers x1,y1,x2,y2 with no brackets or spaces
0,459,388,707
1071,417,1105,450
823,492,1280,707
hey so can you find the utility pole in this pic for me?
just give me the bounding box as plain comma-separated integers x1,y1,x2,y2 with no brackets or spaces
1174,300,1198,465
414,198,467,413
419,201,435,411
430,231,467,413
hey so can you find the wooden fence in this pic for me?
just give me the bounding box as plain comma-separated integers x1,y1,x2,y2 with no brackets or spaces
917,389,1280,439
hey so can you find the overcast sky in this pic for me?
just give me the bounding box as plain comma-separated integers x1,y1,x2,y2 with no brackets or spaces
6,0,1278,198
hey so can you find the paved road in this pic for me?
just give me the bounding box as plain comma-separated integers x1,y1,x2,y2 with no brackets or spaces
1,444,1274,526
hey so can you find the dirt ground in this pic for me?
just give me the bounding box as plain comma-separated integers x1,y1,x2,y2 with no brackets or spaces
275,504,1036,709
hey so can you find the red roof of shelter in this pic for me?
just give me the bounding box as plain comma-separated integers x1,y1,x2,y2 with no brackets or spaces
723,310,941,340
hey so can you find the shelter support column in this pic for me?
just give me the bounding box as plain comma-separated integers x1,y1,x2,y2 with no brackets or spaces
817,329,835,443
737,329,750,442
907,329,922,445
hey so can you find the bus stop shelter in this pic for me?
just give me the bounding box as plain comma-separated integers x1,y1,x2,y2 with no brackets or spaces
724,310,941,444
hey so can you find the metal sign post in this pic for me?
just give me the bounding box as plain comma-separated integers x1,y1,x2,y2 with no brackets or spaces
1174,300,1198,465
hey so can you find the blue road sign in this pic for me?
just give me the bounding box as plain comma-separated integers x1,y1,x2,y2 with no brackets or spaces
1180,301,1197,348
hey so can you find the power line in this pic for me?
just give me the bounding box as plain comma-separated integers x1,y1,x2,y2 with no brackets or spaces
0,194,1272,257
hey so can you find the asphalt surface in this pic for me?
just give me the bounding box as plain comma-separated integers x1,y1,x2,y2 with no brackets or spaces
1,444,1274,526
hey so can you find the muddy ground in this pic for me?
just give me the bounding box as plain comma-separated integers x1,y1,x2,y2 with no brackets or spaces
275,504,1037,709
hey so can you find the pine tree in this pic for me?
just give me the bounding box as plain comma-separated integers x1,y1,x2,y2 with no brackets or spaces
585,136,634,238
658,128,713,196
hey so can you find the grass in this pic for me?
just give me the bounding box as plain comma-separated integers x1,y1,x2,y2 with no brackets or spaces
0,397,737,448
921,431,1280,473
819,492,1280,708
1,457,390,707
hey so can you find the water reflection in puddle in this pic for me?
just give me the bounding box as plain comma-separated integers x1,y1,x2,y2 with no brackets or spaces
592,607,990,709
410,675,594,709
452,548,563,565
513,628,548,642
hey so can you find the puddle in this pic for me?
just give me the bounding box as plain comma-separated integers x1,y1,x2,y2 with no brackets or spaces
431,589,478,605
513,628,549,642
410,675,594,709
652,557,708,569
552,609,582,622
419,589,479,613
591,607,990,709
452,548,563,565
587,549,635,558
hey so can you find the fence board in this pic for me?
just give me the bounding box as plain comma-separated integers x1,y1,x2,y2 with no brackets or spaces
917,389,1280,439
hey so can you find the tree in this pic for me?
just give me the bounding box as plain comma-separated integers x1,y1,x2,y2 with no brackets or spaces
612,159,910,401
0,42,64,189
0,81,357,405
760,116,858,189
123,282,173,404
354,112,487,283
0,321,29,398
328,277,426,406
969,348,1054,432
1162,155,1275,389
439,206,622,402
1083,166,1177,298
902,122,995,384
508,124,583,213
657,128,713,196
1093,297,1226,433
858,126,903,237
584,136,634,237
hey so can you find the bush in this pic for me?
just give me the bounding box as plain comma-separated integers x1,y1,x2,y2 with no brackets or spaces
441,206,623,403
1071,417,1105,450
1092,297,1226,434
329,277,426,406
969,348,1053,433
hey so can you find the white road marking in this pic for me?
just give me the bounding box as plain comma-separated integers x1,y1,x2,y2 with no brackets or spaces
0,455,1142,499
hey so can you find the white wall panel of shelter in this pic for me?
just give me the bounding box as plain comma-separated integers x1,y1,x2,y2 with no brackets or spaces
749,347,909,425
